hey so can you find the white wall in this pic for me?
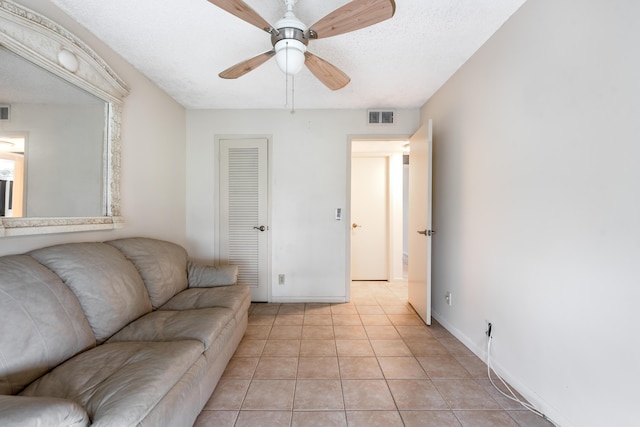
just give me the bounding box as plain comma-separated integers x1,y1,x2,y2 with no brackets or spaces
422,0,640,426
186,109,419,301
388,152,405,281
403,163,409,257
0,0,187,255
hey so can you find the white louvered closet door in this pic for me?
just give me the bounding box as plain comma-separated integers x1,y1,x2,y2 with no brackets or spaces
219,138,269,301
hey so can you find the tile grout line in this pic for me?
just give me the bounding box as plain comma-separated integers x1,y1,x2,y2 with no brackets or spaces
202,287,544,426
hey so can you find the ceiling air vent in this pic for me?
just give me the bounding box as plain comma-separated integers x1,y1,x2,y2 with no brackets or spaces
0,105,9,121
368,110,394,125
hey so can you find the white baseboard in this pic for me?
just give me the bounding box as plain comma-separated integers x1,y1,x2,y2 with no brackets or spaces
270,296,347,304
432,310,572,427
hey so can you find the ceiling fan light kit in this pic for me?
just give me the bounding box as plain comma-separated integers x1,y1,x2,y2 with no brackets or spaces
271,14,308,76
209,0,396,90
274,39,306,75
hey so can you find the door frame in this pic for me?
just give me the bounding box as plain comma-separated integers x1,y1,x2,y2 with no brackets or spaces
346,135,412,300
214,134,273,301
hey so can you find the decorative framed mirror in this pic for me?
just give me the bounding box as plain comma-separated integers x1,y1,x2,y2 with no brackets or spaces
0,1,129,236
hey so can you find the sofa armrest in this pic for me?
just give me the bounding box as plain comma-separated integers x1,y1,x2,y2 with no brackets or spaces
0,395,89,427
187,261,238,288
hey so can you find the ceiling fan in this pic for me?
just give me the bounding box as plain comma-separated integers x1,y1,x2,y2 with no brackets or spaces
208,0,396,90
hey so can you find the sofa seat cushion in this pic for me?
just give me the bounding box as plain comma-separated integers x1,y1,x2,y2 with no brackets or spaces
160,284,250,313
29,243,152,343
108,307,235,351
202,313,244,361
21,341,204,427
0,395,89,427
0,255,95,395
106,238,189,309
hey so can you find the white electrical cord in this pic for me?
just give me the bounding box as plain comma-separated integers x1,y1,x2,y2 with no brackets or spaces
486,334,558,426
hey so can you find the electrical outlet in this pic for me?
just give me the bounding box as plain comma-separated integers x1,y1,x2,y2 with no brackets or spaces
445,292,452,306
485,320,493,338
278,274,285,285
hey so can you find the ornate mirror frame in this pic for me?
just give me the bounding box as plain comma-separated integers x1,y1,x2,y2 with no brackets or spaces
0,0,129,236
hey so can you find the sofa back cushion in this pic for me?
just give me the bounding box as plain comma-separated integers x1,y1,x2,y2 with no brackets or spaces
0,255,95,395
106,238,189,309
30,243,152,343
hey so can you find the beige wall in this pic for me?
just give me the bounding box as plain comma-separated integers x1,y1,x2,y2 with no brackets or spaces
422,0,640,425
0,0,187,255
186,109,420,301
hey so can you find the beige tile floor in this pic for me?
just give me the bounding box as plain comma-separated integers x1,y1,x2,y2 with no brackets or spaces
194,281,554,427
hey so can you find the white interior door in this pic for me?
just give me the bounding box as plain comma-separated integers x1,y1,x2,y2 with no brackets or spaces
351,156,389,280
218,138,269,301
408,120,433,324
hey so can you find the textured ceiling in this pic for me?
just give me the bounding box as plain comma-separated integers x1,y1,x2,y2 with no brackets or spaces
47,0,527,110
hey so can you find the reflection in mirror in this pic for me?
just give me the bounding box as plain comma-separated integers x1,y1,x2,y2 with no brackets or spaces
0,47,107,218
0,134,24,217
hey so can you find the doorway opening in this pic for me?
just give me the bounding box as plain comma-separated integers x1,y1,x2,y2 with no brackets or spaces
349,139,409,284
0,132,26,217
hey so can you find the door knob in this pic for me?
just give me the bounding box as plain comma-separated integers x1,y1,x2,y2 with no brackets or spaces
352,223,362,229
417,229,436,236
253,225,266,232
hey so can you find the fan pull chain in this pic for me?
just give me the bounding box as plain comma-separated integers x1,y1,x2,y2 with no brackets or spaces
282,40,295,114
284,70,288,107
284,41,290,108
290,74,296,114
